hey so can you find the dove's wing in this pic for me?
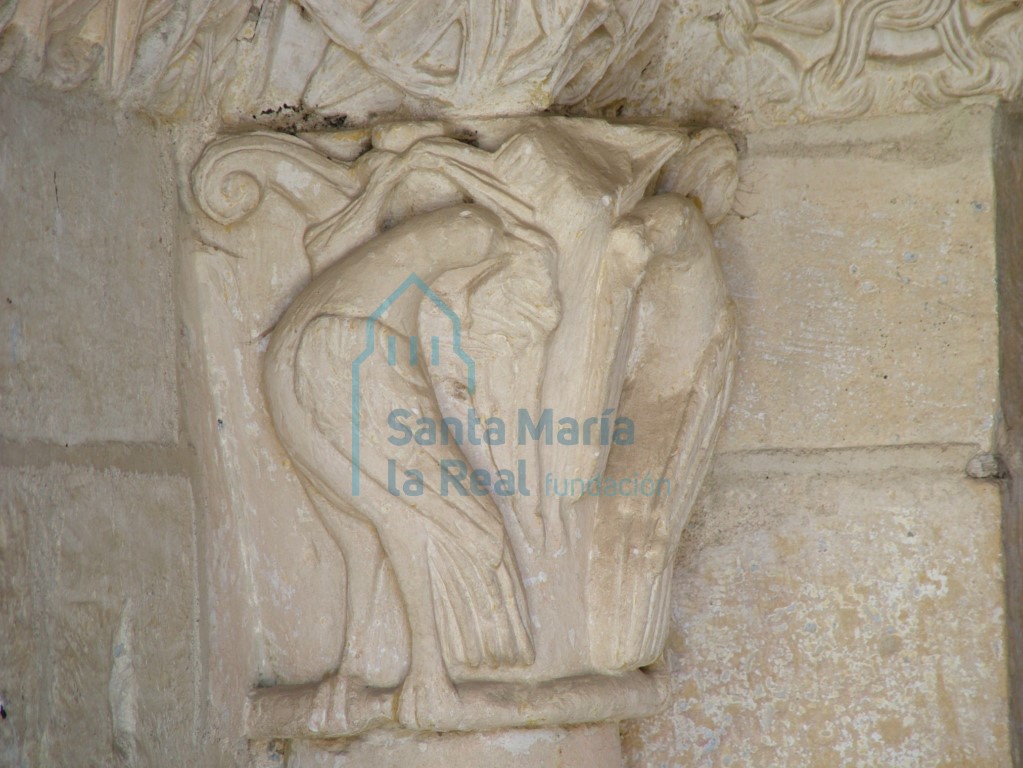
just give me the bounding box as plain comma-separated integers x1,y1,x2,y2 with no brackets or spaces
418,240,560,549
292,312,534,671
587,203,737,670
265,204,537,673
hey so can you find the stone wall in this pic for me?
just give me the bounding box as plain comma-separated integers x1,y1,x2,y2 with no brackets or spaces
997,103,1023,766
0,41,1020,768
0,77,203,765
623,105,1014,766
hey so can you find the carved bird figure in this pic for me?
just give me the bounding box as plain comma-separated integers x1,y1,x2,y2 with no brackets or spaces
257,121,737,731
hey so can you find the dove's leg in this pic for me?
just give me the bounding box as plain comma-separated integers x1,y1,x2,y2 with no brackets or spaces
306,488,410,688
375,522,461,730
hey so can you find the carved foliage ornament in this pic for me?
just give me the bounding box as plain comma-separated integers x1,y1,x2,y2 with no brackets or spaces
0,0,658,118
718,0,1023,120
191,117,738,737
0,0,250,111
286,0,661,115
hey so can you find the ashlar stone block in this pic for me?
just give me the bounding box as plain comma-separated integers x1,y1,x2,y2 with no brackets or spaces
0,465,198,766
716,106,1000,453
0,77,177,444
624,460,1010,767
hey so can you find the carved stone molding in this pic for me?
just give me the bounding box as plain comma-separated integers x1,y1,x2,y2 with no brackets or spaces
0,0,660,120
186,117,739,740
727,0,1023,119
592,0,1023,129
3,0,1018,126
262,0,662,118
0,0,251,113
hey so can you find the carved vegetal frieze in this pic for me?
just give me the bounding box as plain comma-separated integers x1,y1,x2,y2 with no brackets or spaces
0,0,660,119
265,0,662,118
3,0,1018,124
592,0,1023,128
725,0,1023,119
188,117,739,737
0,0,252,113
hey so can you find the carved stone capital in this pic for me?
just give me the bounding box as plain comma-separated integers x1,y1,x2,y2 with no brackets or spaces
188,116,739,740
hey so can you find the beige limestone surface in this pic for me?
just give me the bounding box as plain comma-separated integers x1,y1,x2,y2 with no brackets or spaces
0,464,198,766
616,105,1014,766
624,451,1010,767
0,77,202,767
186,118,740,738
0,20,1016,764
0,77,178,444
715,106,1000,453
594,0,1023,130
265,723,623,768
996,103,1023,766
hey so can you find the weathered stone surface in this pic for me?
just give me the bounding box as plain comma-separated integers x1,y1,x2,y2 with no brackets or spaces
996,104,1023,436
995,102,1023,766
0,465,198,766
592,0,1023,130
186,119,740,739
0,76,177,444
0,0,662,123
3,0,1019,131
269,724,622,768
624,456,1009,767
0,27,1013,768
715,106,999,453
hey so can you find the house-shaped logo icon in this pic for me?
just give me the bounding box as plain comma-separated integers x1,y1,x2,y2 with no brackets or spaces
350,273,476,496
